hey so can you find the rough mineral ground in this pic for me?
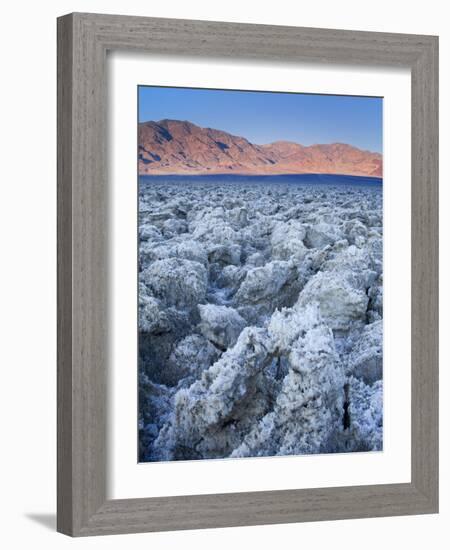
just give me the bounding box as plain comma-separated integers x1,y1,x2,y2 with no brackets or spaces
138,177,383,462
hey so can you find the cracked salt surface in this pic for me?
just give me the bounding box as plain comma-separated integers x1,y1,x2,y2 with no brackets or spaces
138,175,383,462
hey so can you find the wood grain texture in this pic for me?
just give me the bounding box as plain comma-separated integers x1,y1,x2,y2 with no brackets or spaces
410,36,439,505
57,13,74,535
57,12,439,536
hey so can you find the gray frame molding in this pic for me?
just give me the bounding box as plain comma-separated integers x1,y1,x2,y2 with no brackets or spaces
57,12,438,536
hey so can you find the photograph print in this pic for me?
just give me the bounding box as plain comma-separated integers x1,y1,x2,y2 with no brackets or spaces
138,86,383,463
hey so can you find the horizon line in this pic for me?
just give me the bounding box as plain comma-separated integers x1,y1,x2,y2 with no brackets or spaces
139,172,383,179
139,172,383,180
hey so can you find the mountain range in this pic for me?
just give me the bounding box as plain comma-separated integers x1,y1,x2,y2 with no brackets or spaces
138,119,382,177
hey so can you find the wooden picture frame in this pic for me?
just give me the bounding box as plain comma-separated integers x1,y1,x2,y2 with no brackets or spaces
57,12,438,536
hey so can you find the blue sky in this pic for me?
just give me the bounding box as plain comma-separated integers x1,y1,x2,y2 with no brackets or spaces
138,86,382,153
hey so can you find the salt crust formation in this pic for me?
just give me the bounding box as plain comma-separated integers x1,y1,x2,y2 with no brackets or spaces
138,179,383,461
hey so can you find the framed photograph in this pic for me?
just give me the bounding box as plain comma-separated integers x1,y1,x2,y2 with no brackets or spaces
57,13,438,536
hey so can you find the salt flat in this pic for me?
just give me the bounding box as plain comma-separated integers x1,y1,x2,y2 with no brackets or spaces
138,175,383,462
